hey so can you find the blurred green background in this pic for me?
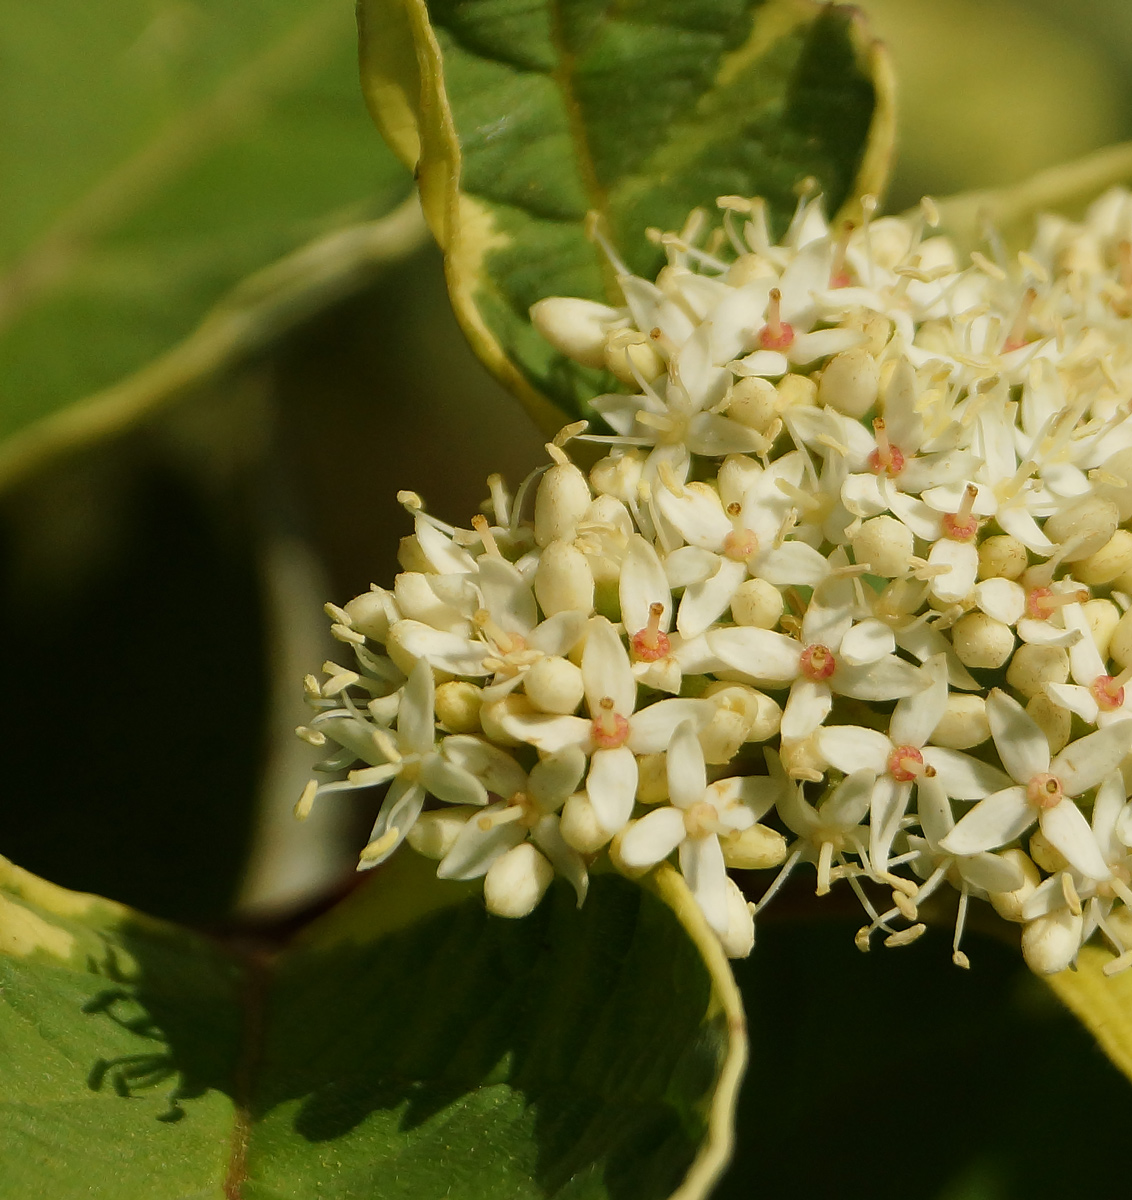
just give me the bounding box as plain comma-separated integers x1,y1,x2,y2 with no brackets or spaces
1,2,1131,1195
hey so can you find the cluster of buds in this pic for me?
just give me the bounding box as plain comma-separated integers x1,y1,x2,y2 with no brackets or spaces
299,186,1132,976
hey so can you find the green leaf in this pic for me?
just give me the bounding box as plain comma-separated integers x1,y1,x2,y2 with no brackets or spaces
0,852,745,1199
0,1,421,492
358,0,895,430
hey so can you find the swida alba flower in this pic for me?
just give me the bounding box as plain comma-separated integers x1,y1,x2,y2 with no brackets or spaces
298,185,1132,976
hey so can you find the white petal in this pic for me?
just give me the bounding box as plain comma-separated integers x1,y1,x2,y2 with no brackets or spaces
915,775,954,847
399,659,437,755
921,747,1010,800
420,754,489,807
1016,617,1081,647
528,610,587,657
838,618,896,666
497,711,591,753
529,745,588,813
1051,722,1132,797
676,558,747,638
394,620,490,677
620,536,672,635
755,541,831,587
619,807,687,869
939,787,1033,855
437,806,526,879
679,836,730,933
667,720,707,809
780,679,833,740
821,768,875,827
733,349,788,377
1092,770,1127,861
1044,683,1099,724
870,775,912,872
665,545,720,588
442,735,528,798
653,483,731,550
708,626,802,682
415,516,476,574
959,851,1025,894
927,539,978,604
361,778,425,867
975,578,1026,625
582,616,636,717
686,413,767,456
889,654,948,748
815,725,891,775
478,555,537,634
1040,801,1112,880
587,745,639,833
531,813,589,906
627,698,714,754
987,689,1049,782
833,657,926,702
789,327,863,364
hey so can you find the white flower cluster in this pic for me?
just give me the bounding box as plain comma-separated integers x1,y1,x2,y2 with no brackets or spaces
299,186,1132,976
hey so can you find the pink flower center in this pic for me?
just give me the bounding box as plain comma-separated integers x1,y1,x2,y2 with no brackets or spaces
1090,674,1126,712
867,417,905,476
631,602,671,663
757,287,795,351
591,697,630,749
800,643,836,682
886,745,933,782
1027,772,1063,809
1025,586,1089,621
941,484,979,542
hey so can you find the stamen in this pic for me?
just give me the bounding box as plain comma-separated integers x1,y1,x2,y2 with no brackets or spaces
884,923,927,948
1001,287,1037,353
359,826,400,862
477,805,526,832
941,484,980,541
295,726,327,747
816,839,834,896
1060,871,1083,918
829,221,854,288
758,288,796,351
294,780,318,821
867,417,905,475
722,500,759,560
471,514,501,557
631,602,671,662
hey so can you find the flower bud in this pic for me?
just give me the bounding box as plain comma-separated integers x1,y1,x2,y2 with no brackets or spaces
530,297,622,368
726,253,775,287
1026,692,1071,754
1083,598,1121,660
931,693,990,749
483,843,554,918
343,588,396,642
721,823,787,870
435,681,483,733
605,333,664,385
535,462,592,547
1110,608,1132,669
589,450,644,502
397,534,432,574
718,454,764,503
407,807,478,859
818,347,879,418
843,309,892,357
724,377,779,431
1075,529,1132,585
718,878,756,959
1043,496,1119,561
535,540,594,616
698,704,750,764
608,823,652,879
851,515,913,578
1028,829,1069,874
636,753,669,803
523,655,585,714
951,611,1014,669
1021,908,1083,975
730,578,784,628
560,792,613,853
977,534,1028,580
1005,643,1069,698
987,849,1042,922
394,572,468,632
1093,446,1132,521
777,373,817,410
480,694,532,747
702,681,781,743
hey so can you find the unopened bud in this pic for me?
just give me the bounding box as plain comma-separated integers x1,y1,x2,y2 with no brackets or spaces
1083,598,1121,660
1021,908,1083,975
702,681,781,743
636,753,669,803
1093,446,1132,521
988,849,1042,922
523,655,585,714
931,693,990,749
1028,829,1069,875
484,843,554,918
851,515,913,578
530,296,622,368
1043,496,1119,561
977,534,1028,580
560,792,613,853
724,377,780,431
776,372,817,410
1076,529,1132,585
589,451,644,502
1005,643,1070,698
480,694,532,747
535,540,595,616
818,347,879,418
343,588,396,642
435,681,483,732
397,534,431,573
951,611,1014,669
718,878,756,959
407,807,478,859
1110,608,1132,669
730,578,784,628
535,462,592,547
605,333,664,384
721,823,787,870
698,704,750,764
